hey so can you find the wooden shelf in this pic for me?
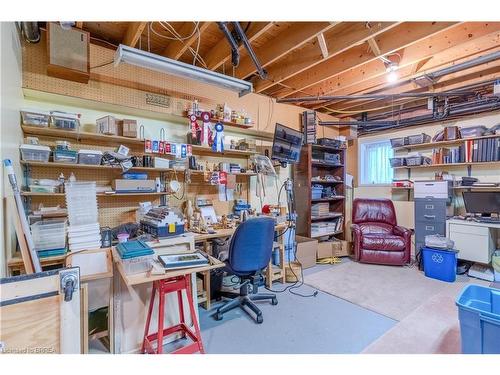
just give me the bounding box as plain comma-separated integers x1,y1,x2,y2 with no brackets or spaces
311,144,346,152
392,134,500,152
311,213,343,221
393,161,500,169
311,161,344,167
21,161,257,176
311,230,343,238
311,196,345,202
311,179,344,184
21,191,171,197
21,161,173,172
21,125,257,158
391,186,500,191
22,88,275,141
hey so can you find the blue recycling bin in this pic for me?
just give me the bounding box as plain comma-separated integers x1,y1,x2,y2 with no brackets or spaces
421,246,458,282
456,285,500,354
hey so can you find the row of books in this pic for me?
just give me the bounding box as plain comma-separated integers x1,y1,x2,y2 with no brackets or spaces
432,138,500,164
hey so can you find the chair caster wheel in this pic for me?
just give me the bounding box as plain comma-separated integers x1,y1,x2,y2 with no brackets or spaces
256,315,263,324
215,312,223,321
271,298,278,306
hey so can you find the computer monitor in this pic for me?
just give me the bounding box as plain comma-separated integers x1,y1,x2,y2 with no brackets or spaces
462,192,500,216
271,123,303,167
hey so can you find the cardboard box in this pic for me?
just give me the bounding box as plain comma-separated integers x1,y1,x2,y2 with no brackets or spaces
317,241,333,259
332,240,351,257
122,119,138,138
96,115,119,135
295,235,318,269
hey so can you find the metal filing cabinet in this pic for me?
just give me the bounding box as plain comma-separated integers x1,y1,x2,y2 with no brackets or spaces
414,181,453,266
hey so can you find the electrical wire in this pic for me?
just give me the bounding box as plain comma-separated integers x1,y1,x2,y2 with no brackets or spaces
90,60,114,70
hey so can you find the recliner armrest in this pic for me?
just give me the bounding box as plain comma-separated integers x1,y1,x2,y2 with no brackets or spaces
393,225,412,239
351,224,362,261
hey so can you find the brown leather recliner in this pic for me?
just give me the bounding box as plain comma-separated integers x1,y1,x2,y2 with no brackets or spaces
351,198,412,266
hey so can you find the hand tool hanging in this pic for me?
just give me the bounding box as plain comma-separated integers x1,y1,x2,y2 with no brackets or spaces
3,159,42,272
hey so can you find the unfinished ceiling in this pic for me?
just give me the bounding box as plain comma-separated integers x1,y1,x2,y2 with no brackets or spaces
71,21,500,120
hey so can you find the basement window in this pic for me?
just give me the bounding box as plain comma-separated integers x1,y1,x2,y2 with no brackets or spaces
359,140,394,185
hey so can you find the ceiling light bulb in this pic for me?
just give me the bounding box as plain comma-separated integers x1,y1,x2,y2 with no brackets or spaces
387,70,398,83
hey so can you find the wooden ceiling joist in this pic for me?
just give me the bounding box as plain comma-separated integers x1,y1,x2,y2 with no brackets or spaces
317,33,329,59
253,22,400,93
204,22,274,71
367,37,381,56
235,22,337,79
162,22,210,60
310,23,500,110
122,22,147,47
276,22,458,99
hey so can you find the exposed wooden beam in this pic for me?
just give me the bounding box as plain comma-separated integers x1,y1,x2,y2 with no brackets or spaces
235,22,337,79
367,37,381,56
317,33,329,59
277,22,458,99
162,22,210,60
310,23,500,109
204,22,274,71
122,22,147,47
253,22,400,93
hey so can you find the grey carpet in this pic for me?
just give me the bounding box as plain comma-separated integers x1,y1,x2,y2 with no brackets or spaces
199,275,395,354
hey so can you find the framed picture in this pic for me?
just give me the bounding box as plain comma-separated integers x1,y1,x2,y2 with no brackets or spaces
158,252,209,270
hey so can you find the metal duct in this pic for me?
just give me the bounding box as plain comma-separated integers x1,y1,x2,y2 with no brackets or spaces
426,51,500,81
319,97,500,135
276,91,475,104
19,22,40,43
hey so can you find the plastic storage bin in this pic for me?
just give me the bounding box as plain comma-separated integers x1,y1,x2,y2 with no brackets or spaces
407,133,431,145
20,144,51,162
389,157,406,168
311,185,323,200
456,285,500,354
21,110,50,127
31,219,67,251
50,112,80,130
54,149,78,163
78,150,103,165
65,182,99,226
460,125,488,138
405,155,431,166
422,246,458,282
390,136,408,148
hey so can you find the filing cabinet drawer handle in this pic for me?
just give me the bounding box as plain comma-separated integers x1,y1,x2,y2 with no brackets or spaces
424,215,436,219
425,226,435,231
425,205,434,209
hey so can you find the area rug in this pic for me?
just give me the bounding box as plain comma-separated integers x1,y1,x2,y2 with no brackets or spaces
362,291,462,353
304,261,474,321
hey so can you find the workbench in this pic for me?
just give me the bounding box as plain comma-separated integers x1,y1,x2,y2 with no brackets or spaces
111,238,224,354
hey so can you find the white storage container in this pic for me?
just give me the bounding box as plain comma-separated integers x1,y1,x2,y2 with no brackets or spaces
20,144,51,162
65,182,99,226
50,111,80,130
21,110,50,127
96,115,119,135
31,219,67,251
121,255,154,275
78,150,103,165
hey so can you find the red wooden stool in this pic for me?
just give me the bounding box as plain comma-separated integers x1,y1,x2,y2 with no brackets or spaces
141,275,205,354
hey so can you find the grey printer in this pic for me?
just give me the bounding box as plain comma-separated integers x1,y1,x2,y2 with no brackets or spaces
414,180,453,268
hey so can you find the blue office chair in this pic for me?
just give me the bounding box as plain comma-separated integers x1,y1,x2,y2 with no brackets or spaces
214,217,278,324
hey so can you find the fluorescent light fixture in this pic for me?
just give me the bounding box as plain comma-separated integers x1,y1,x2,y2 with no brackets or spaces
114,44,253,97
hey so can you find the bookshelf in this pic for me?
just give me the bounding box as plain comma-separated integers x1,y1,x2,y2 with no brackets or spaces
293,144,346,239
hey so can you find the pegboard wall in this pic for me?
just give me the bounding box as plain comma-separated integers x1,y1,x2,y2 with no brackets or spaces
25,133,250,228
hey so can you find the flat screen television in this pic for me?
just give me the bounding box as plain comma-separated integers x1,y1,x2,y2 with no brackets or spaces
463,192,500,216
271,123,303,166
